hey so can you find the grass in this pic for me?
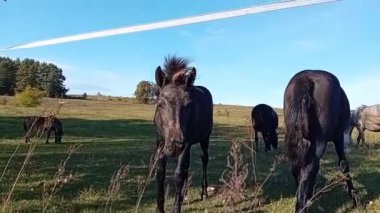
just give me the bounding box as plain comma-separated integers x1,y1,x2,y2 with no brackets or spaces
0,96,380,212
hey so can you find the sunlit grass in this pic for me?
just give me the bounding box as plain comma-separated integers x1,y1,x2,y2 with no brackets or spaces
0,96,379,212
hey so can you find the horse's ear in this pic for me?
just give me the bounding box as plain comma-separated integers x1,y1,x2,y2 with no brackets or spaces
185,67,196,87
155,66,166,88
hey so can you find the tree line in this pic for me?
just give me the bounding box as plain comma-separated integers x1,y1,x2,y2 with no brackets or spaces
0,57,68,97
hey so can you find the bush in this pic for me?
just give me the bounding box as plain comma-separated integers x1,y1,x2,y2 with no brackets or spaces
14,86,43,107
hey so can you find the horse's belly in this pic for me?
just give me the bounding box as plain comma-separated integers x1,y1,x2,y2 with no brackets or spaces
365,123,380,132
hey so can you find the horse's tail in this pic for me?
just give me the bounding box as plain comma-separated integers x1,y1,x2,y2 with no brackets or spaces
285,78,314,161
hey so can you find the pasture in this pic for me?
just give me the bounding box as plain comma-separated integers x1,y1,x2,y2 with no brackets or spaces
0,96,380,212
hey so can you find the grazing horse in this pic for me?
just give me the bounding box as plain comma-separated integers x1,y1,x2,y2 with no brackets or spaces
345,104,380,146
251,104,278,152
23,116,63,144
154,56,213,213
284,70,358,212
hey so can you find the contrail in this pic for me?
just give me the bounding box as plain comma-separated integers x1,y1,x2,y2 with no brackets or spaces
4,0,339,50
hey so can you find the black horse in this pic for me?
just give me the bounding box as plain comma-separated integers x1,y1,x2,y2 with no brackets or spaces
23,116,63,144
284,70,358,212
251,104,278,152
154,56,213,213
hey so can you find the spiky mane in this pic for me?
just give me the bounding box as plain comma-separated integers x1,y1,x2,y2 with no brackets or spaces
163,55,190,79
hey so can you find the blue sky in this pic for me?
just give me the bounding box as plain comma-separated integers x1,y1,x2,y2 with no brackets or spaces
0,0,379,108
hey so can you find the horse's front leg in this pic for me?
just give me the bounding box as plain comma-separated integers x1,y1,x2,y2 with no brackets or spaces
46,129,52,144
54,130,59,143
156,155,167,213
200,140,209,200
173,145,191,213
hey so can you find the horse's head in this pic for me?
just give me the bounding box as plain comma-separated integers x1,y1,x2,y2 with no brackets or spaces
154,57,196,157
263,131,278,151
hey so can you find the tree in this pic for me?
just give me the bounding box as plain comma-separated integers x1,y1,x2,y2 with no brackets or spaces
0,57,68,97
0,57,18,95
134,81,157,104
37,62,68,97
14,58,68,97
15,58,39,92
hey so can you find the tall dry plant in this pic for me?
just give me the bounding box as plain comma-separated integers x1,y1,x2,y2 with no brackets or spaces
134,145,164,213
105,164,130,212
183,173,193,208
299,174,349,213
220,138,249,212
42,143,81,212
1,102,64,212
249,154,286,211
0,144,21,183
244,118,257,185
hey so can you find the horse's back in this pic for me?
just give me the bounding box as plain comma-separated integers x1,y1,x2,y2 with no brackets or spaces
192,85,213,116
23,116,61,131
23,116,43,131
285,70,350,140
358,104,380,131
191,86,213,140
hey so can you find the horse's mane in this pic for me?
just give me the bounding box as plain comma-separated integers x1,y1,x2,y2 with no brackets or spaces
163,55,191,80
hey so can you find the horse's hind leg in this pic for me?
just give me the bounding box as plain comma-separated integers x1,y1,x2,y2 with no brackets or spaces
291,161,300,186
356,126,365,146
295,157,320,213
295,139,326,213
200,139,209,200
333,136,359,207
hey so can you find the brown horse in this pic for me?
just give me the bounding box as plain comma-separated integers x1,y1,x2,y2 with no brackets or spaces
23,116,63,143
154,56,213,213
284,70,358,212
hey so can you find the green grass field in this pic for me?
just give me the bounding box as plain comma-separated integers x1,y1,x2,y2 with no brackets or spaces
1,96,379,212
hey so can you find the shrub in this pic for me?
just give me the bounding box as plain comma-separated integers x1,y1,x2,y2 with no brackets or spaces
14,86,43,107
